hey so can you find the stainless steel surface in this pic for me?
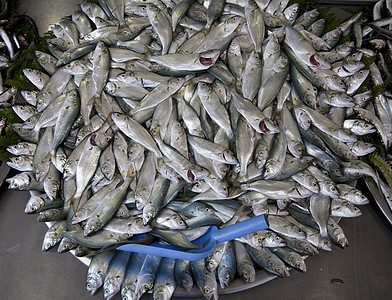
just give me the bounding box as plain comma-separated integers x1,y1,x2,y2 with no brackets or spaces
0,162,10,188
1,1,392,299
365,179,392,226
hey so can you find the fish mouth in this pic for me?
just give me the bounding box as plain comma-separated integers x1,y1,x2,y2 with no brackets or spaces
309,54,321,68
90,133,98,146
199,57,215,66
187,170,196,183
259,120,269,134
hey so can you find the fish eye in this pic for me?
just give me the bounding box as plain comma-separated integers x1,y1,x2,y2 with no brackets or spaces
353,207,358,210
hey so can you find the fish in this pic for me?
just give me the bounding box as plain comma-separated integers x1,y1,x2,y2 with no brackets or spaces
86,250,115,295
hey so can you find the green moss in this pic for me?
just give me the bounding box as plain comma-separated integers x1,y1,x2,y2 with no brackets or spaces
370,153,392,187
0,108,22,162
373,75,392,99
362,55,377,69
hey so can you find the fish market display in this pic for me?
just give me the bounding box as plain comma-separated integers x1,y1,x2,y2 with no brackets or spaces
5,0,392,299
0,1,42,161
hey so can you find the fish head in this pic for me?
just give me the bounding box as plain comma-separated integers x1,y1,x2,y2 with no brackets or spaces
103,280,120,300
218,267,233,289
325,76,346,92
36,92,53,112
263,161,279,179
37,209,61,222
21,90,38,102
293,107,311,130
249,232,264,249
9,156,21,164
44,179,59,200
215,181,229,198
289,142,304,158
89,131,113,148
309,53,331,70
213,161,229,179
319,237,333,251
168,77,186,90
191,181,207,193
336,235,350,248
223,15,242,30
221,150,237,165
267,261,289,278
135,274,154,295
239,263,256,283
13,105,34,120
121,287,135,300
55,155,67,173
130,217,152,233
86,274,102,295
265,36,280,56
116,206,130,219
274,54,289,72
57,238,75,253
153,288,172,300
135,193,147,210
178,273,193,293
342,201,362,217
6,172,30,189
104,82,117,95
63,162,76,181
71,209,88,224
199,50,221,67
200,277,218,300
197,82,212,97
22,68,36,78
143,208,156,225
322,182,339,198
304,176,319,193
206,258,219,272
265,231,286,247
84,216,102,236
189,165,209,182
128,143,144,161
116,71,131,83
170,214,187,230
146,3,159,18
353,191,369,205
25,196,45,214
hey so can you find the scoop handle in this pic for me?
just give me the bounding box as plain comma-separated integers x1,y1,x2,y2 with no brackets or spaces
211,214,269,244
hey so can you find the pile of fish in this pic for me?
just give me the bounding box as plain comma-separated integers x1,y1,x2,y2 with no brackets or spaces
4,0,392,299
0,0,40,133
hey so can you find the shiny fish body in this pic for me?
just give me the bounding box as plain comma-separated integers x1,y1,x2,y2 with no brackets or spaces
86,250,115,295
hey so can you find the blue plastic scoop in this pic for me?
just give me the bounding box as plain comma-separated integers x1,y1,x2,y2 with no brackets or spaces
116,214,268,261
